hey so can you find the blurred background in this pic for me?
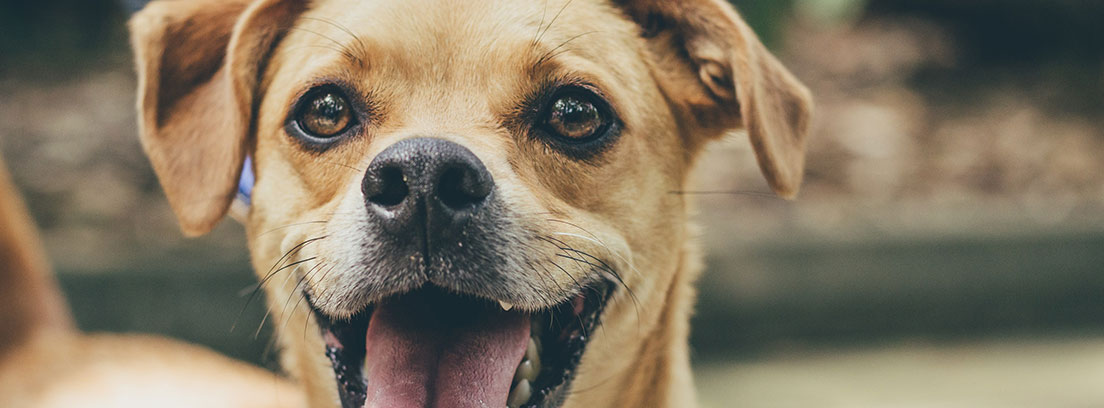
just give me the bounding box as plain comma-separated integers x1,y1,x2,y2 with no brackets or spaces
2,0,1103,406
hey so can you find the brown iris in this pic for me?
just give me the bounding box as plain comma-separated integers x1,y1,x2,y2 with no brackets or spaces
298,91,353,138
545,95,605,141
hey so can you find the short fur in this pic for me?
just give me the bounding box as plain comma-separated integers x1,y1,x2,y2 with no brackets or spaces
0,156,305,407
6,0,812,407
129,0,811,406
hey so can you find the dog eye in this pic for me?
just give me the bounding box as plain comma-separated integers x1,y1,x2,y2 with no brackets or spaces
542,91,610,142
296,90,353,139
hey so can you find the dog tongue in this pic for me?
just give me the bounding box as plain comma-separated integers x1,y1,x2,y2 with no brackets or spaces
362,290,530,408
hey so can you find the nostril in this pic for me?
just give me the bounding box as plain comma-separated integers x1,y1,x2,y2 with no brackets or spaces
368,167,409,207
437,167,489,210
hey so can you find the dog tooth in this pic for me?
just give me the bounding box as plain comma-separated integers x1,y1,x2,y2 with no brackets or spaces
525,338,541,373
528,351,541,377
499,300,515,312
531,335,541,353
507,379,532,408
514,359,538,383
526,338,539,362
528,337,542,373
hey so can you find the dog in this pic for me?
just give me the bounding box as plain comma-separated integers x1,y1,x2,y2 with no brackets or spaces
0,153,305,407
8,0,809,407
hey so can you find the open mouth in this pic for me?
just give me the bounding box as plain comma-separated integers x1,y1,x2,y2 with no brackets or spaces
310,282,612,408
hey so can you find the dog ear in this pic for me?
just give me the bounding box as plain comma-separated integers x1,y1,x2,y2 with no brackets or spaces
129,0,305,236
616,0,813,198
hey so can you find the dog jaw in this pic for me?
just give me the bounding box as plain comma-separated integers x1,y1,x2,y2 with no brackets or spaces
131,0,810,406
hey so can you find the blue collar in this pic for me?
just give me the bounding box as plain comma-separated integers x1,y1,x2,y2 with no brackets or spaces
237,156,254,205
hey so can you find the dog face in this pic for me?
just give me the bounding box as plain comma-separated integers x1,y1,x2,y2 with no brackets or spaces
131,0,810,407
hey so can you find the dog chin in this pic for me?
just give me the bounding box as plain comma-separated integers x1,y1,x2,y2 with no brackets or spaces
305,280,613,408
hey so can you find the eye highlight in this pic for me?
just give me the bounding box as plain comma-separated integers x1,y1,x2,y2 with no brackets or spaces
297,90,353,138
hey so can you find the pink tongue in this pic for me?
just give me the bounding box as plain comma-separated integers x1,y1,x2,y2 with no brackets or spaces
362,291,530,408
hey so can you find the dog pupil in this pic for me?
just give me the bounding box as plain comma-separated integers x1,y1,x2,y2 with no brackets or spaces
304,92,350,137
550,96,600,139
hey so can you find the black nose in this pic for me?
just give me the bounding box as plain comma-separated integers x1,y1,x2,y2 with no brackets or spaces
362,138,494,244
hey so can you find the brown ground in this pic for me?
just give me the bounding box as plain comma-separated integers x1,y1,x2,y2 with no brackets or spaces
697,337,1104,407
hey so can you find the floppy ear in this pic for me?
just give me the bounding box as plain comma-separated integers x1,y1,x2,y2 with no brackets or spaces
616,0,813,198
129,0,305,236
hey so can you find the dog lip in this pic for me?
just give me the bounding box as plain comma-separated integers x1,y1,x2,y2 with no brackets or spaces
306,280,615,408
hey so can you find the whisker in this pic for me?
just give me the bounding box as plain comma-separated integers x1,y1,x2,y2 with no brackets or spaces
545,259,575,329
524,259,556,306
542,234,642,326
532,0,549,46
545,219,643,280
278,261,330,337
520,238,568,306
303,309,315,340
260,330,281,367
283,44,359,61
544,236,627,286
233,236,327,331
300,16,368,67
277,257,319,285
316,159,367,174
535,30,600,66
536,0,576,45
668,190,781,200
253,304,275,340
286,26,363,64
257,261,322,339
299,263,338,342
258,220,328,237
544,253,584,293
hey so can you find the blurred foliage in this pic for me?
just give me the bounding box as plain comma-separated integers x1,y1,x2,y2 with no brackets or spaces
2,0,1102,72
734,0,1104,62
730,0,796,46
0,0,129,78
868,0,1104,63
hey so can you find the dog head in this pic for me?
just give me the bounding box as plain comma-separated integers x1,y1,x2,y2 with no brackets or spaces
131,0,810,407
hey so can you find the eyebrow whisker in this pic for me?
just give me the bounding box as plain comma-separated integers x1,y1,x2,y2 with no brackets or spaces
535,30,602,66
535,0,576,46
287,26,365,66
300,16,369,68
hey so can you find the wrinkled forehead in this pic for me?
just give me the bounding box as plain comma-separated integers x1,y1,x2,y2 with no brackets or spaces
267,0,645,121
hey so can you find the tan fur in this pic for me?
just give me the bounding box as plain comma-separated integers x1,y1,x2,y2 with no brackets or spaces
1,334,305,408
0,155,71,358
131,0,308,236
5,0,811,406
0,153,307,406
